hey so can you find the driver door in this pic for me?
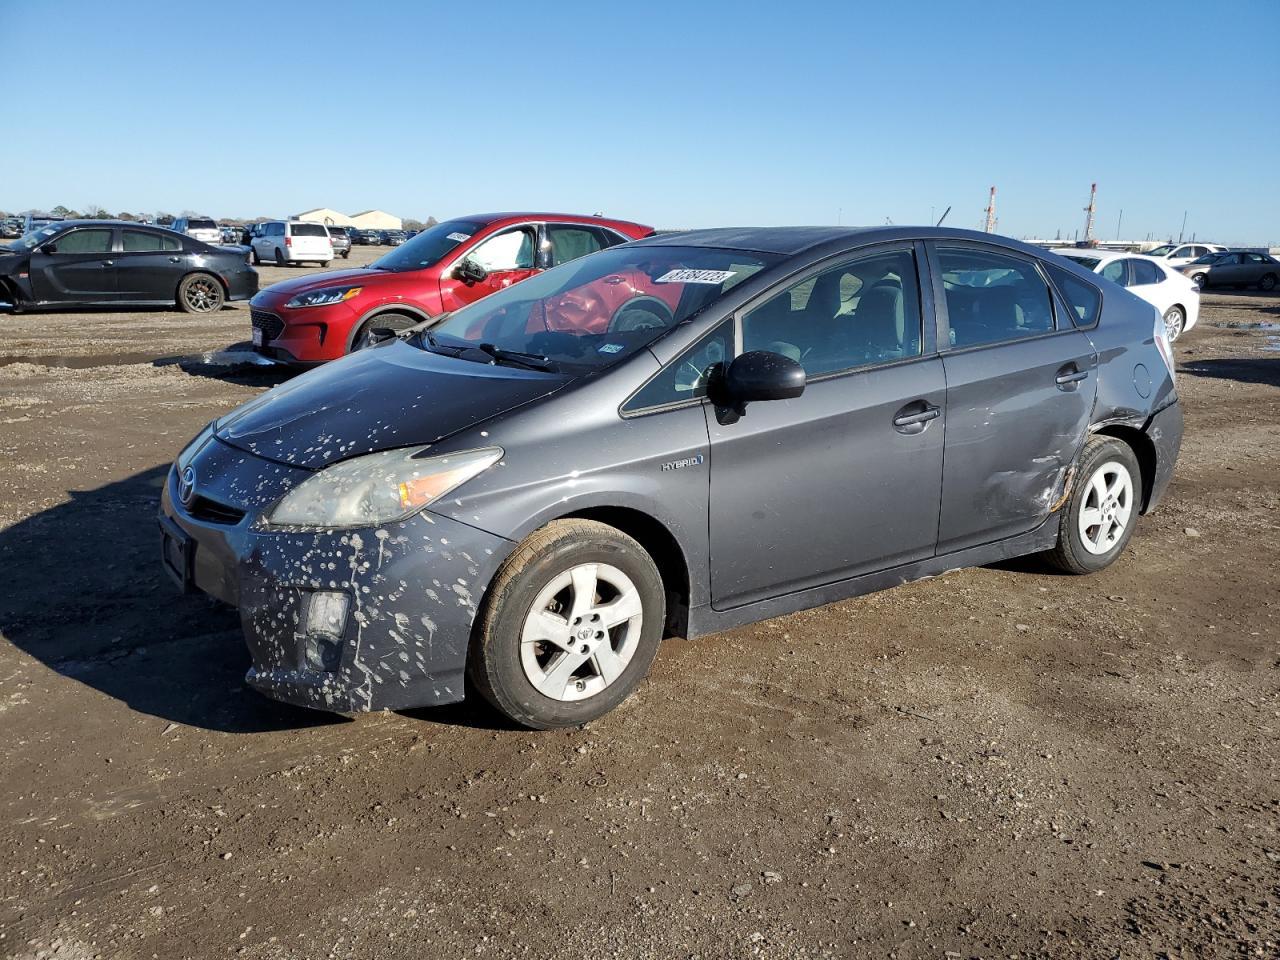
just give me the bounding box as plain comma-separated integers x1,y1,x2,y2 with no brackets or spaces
29,226,117,302
439,225,539,312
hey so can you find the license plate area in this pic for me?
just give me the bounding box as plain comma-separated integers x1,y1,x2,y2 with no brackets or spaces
160,516,195,592
252,327,264,347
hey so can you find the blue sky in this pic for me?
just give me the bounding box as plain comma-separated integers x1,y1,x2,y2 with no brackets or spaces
4,0,1277,244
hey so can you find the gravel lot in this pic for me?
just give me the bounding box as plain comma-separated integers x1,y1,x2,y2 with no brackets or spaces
0,256,1277,959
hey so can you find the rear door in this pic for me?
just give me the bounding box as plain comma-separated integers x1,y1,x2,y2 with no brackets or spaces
706,242,946,608
116,228,185,301
439,224,539,312
288,222,331,259
29,226,117,301
930,242,1098,553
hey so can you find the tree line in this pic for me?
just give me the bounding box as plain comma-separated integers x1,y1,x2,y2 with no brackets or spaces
2,207,440,230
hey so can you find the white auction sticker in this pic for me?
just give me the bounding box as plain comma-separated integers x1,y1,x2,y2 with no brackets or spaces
446,232,471,242
654,269,736,285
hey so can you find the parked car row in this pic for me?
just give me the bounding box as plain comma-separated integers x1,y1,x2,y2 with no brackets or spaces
1053,249,1200,341
161,224,1184,728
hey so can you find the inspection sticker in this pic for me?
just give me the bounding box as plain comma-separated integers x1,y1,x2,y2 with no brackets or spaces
654,269,736,285
597,343,624,354
446,232,471,242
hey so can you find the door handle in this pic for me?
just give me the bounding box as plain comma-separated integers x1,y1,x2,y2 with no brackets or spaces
893,402,941,430
101,260,114,267
169,257,181,263
1055,365,1089,386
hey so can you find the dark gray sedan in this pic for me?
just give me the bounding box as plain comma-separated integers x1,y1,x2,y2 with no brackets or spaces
1180,250,1280,291
159,227,1183,728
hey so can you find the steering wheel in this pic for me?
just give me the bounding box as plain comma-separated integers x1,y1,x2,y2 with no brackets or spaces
608,297,673,333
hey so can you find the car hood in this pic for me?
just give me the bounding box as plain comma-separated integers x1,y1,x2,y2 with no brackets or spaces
254,266,394,301
215,340,566,469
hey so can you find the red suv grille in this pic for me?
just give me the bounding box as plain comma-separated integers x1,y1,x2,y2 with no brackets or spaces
251,309,285,342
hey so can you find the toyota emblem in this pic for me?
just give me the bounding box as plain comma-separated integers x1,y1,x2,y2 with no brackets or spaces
179,465,196,505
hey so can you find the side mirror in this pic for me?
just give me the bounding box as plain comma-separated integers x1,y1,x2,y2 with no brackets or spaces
454,258,488,285
724,350,806,405
39,242,57,255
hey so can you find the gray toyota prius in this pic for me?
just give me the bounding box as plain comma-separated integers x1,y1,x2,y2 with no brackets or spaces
160,227,1183,728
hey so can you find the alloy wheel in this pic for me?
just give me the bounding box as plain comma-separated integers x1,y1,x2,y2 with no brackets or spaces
1077,460,1134,556
519,562,643,702
1163,307,1185,342
185,277,221,312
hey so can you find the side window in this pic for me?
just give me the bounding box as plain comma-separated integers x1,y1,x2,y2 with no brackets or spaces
52,229,112,254
938,247,1056,349
623,321,732,413
1100,259,1128,285
545,225,606,266
741,247,922,377
122,230,180,252
1131,259,1160,285
467,228,535,271
1044,263,1101,328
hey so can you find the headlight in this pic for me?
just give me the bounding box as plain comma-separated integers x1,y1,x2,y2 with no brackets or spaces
264,446,503,529
285,285,362,309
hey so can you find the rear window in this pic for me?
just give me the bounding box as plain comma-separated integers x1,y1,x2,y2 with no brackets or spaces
1045,263,1101,328
187,218,217,230
1063,255,1101,270
290,223,329,237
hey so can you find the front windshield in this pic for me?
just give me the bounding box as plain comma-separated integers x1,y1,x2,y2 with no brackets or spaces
8,225,62,251
1146,244,1176,257
422,244,779,373
372,219,484,272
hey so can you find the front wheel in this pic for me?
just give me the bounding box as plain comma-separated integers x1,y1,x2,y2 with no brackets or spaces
1259,273,1277,292
469,520,665,729
1191,272,1208,289
177,272,224,314
1044,436,1141,575
251,247,261,265
341,250,350,259
320,261,331,268
349,311,418,352
1162,305,1186,342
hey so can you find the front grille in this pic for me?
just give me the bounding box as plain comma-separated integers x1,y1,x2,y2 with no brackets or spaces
187,495,246,526
251,309,284,342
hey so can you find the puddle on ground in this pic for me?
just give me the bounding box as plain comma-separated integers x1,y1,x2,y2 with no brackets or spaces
1264,337,1280,353
1205,320,1280,331
0,348,281,371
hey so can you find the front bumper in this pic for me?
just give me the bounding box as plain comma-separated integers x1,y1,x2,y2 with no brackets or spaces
250,294,360,363
158,439,515,713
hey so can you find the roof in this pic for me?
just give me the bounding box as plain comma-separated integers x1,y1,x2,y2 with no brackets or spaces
631,225,1049,257
453,212,652,231
1050,247,1163,264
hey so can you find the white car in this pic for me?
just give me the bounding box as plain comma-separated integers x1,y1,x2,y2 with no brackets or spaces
1053,249,1200,342
171,216,223,246
250,220,334,267
1144,242,1226,269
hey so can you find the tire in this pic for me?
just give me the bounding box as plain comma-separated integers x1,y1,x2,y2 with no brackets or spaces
1191,273,1208,290
349,311,418,352
321,260,331,268
1044,436,1142,575
1162,305,1186,342
251,247,261,266
1259,273,1277,292
177,272,225,314
341,250,350,259
275,248,288,266
468,519,665,729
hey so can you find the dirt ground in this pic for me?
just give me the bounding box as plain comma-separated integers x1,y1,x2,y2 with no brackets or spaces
0,253,1277,960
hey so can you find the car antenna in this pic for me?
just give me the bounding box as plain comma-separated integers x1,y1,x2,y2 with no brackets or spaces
935,206,951,227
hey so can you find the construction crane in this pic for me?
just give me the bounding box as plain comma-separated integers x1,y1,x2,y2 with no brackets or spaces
983,186,997,234
1083,182,1097,243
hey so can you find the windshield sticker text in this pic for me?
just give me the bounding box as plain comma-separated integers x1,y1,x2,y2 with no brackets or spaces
446,232,471,242
597,343,624,354
655,269,737,285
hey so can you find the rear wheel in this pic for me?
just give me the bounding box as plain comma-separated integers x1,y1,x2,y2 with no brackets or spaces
468,519,665,729
275,248,287,266
1044,436,1141,575
350,311,418,352
177,273,224,314
1259,273,1277,292
1162,305,1186,342
320,260,331,268
251,247,261,265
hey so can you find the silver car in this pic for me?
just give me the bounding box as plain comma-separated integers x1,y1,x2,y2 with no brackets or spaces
1181,251,1280,291
160,227,1183,729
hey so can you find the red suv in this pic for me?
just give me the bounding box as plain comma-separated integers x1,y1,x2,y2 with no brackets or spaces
249,213,654,364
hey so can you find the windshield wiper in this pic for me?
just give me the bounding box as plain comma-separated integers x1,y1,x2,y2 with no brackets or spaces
470,342,558,372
